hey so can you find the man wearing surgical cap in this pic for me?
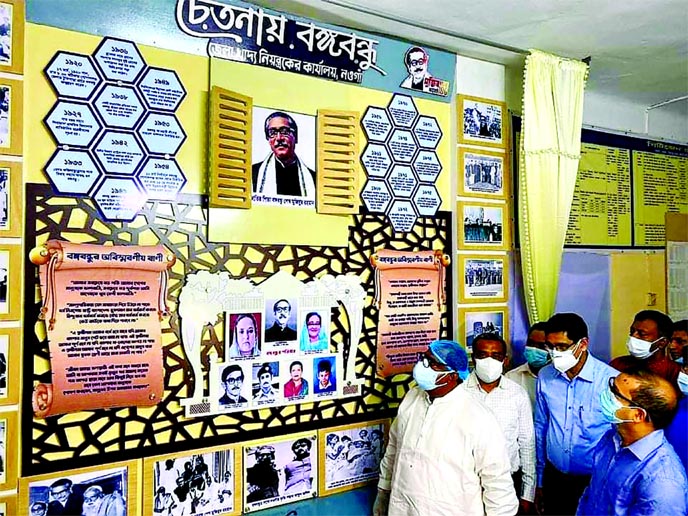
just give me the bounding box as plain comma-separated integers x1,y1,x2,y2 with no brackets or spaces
374,340,518,516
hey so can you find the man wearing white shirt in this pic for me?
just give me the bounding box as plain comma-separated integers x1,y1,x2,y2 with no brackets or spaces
464,333,536,514
506,322,549,407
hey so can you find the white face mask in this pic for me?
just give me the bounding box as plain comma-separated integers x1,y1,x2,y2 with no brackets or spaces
678,371,688,396
550,340,581,373
626,335,661,359
474,357,503,384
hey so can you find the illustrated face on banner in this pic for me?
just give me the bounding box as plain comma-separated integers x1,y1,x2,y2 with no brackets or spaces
406,48,428,81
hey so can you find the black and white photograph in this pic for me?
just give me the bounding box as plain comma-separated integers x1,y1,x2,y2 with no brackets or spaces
0,85,9,149
0,249,8,313
147,448,238,516
459,255,508,303
0,3,11,66
0,418,5,485
0,162,20,236
460,308,507,352
319,420,388,495
251,107,316,207
251,361,280,406
0,334,6,399
263,298,298,344
0,0,22,76
458,94,506,148
0,79,20,156
0,245,18,320
459,148,507,198
243,433,318,512
458,202,506,249
26,466,129,516
0,167,8,230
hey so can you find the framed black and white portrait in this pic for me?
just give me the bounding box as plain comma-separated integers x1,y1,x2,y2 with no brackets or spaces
457,94,507,149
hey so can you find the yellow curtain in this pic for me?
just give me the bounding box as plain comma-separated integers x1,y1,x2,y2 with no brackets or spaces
519,50,589,324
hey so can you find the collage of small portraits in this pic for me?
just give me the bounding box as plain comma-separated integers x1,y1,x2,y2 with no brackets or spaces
18,419,389,516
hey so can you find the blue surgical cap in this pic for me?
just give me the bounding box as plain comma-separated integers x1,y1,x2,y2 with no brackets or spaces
429,340,469,380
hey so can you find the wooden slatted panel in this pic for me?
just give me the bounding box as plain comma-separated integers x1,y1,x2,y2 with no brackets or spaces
208,86,252,208
317,109,360,214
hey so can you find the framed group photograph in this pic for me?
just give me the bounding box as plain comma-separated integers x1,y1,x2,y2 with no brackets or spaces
0,78,22,156
143,444,241,516
457,201,508,250
0,327,19,405
458,147,508,199
459,307,509,354
243,431,318,513
0,0,24,75
20,460,140,516
0,161,21,237
0,244,19,320
458,254,508,304
0,410,17,491
457,94,507,148
0,492,17,516
318,419,389,496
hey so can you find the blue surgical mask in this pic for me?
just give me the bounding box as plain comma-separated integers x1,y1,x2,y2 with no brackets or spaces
412,360,448,391
678,372,688,396
599,387,635,424
524,346,550,368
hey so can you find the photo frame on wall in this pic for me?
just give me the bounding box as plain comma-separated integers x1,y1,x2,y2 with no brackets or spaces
459,307,509,355
0,78,22,156
457,201,509,251
0,492,17,516
143,444,241,516
318,419,389,497
458,254,508,304
20,460,140,516
0,244,19,320
0,410,17,491
0,161,21,237
0,327,19,405
458,147,508,199
457,94,507,148
0,0,24,75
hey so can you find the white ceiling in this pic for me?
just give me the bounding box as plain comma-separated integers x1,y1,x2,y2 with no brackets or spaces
265,0,688,116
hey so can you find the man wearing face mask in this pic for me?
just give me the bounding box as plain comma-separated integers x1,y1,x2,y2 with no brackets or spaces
610,309,680,384
463,333,536,515
665,345,688,473
373,340,518,516
534,313,618,516
576,370,688,515
506,322,549,407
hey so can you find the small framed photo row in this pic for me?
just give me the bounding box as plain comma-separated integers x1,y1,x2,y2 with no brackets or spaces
459,306,509,356
0,243,20,320
0,0,24,74
0,78,22,156
20,460,140,516
458,147,508,199
457,201,509,251
318,419,389,497
0,410,17,491
458,254,509,304
0,493,17,516
0,327,19,405
0,161,21,237
457,94,507,149
243,431,318,513
143,444,241,516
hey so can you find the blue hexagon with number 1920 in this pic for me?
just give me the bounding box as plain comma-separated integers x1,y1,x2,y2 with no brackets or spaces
413,184,442,216
137,67,187,111
93,38,146,83
360,143,392,178
93,130,146,175
93,177,147,222
137,113,186,156
44,149,103,196
44,101,102,147
93,84,145,129
44,52,103,100
361,179,392,213
137,157,187,200
387,199,418,232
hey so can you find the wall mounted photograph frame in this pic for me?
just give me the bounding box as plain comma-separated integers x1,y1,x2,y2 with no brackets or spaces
457,94,507,148
0,243,19,320
0,410,17,491
0,160,21,237
318,419,389,497
0,77,22,156
0,0,24,75
0,492,17,516
458,147,508,199
20,459,140,516
457,201,509,251
0,327,19,405
458,306,509,355
458,254,509,304
143,444,241,516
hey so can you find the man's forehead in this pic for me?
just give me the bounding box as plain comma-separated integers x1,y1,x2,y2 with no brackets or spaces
268,117,290,128
529,329,546,342
545,331,572,343
633,319,658,331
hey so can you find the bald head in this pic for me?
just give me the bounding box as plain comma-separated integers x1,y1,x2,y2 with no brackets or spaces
625,370,679,429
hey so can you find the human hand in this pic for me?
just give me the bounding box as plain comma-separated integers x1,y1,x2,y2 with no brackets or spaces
372,488,390,516
519,499,535,514
534,488,544,515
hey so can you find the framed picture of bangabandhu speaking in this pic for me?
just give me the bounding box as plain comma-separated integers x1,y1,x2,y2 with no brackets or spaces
457,94,507,149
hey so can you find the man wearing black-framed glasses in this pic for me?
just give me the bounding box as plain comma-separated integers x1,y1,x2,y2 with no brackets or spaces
577,370,687,515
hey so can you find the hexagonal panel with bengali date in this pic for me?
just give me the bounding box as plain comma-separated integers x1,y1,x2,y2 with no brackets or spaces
93,84,146,129
44,101,102,147
137,113,186,155
386,94,418,128
93,131,146,175
387,129,418,163
361,179,392,213
413,115,443,149
387,165,417,199
44,149,103,196
93,38,146,83
44,52,103,100
360,143,392,178
361,106,393,143
137,68,187,111
93,177,147,222
413,150,442,183
387,199,418,232
137,157,187,200
413,184,442,216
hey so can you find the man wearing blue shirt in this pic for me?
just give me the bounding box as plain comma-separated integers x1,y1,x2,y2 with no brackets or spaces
665,345,688,473
534,313,618,515
577,370,688,515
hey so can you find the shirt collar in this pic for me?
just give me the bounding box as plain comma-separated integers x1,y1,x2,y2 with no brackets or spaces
613,429,665,460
